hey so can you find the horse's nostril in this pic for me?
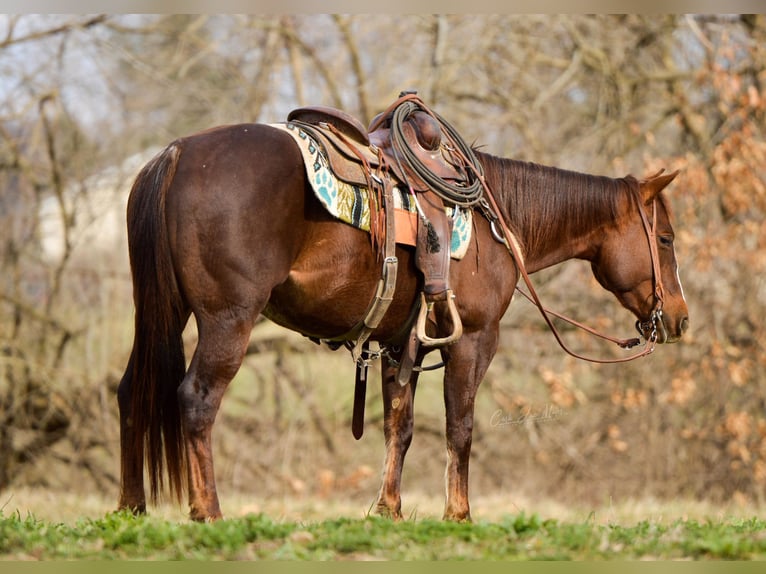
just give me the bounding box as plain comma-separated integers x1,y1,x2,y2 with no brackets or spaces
680,317,689,334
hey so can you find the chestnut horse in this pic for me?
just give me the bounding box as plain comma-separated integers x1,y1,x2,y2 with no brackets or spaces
117,122,689,522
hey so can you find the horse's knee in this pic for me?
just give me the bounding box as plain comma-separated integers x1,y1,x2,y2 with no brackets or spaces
446,414,474,452
386,403,414,441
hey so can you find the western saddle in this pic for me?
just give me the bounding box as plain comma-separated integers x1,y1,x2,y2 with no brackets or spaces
286,92,484,439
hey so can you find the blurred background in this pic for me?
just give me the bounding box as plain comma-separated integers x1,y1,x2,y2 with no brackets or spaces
1,14,765,516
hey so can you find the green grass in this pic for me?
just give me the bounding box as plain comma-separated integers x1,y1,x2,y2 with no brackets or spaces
2,510,766,560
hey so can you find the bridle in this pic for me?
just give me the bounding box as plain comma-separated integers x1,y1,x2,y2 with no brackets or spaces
633,195,666,347
479,177,667,364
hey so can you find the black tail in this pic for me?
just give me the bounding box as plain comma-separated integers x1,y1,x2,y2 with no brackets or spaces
124,144,188,503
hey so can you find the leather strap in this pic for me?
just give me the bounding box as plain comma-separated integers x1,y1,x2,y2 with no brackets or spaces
352,341,369,440
348,178,399,439
482,182,663,363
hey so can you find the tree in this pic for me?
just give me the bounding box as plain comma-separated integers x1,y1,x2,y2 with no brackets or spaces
2,14,765,506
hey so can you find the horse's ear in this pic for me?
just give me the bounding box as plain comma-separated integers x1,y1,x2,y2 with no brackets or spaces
639,169,679,204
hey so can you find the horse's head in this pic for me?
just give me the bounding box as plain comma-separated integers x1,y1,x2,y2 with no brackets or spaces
591,170,689,344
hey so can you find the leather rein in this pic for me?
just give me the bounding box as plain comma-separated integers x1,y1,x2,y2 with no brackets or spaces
478,174,666,364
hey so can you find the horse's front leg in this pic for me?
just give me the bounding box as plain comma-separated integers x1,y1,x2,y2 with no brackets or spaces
374,353,420,519
441,327,498,522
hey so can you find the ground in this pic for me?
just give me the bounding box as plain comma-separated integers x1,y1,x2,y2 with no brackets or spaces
4,486,762,527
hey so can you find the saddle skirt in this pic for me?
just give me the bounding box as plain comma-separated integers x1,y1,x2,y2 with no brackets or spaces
272,122,472,259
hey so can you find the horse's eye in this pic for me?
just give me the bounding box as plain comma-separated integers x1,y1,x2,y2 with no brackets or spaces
658,235,674,247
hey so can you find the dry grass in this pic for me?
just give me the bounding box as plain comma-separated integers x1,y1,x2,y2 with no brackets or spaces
3,486,763,528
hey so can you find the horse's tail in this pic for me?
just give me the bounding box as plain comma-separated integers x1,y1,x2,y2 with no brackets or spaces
124,143,187,504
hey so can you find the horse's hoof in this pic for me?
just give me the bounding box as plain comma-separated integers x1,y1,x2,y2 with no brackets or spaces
443,510,472,523
374,502,403,521
116,502,146,516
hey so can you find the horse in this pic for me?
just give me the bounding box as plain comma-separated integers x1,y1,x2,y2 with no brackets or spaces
116,121,689,522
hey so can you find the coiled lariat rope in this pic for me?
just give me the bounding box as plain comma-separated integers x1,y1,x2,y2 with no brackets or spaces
388,95,485,207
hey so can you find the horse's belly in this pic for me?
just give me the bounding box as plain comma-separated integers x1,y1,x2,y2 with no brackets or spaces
263,245,418,341
263,267,371,335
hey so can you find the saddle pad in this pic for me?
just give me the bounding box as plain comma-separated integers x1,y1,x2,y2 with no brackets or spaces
273,122,472,260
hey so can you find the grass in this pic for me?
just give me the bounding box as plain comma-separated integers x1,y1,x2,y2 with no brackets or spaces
3,489,766,560
3,507,766,560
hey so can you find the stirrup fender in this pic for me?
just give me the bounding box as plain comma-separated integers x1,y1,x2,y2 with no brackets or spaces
415,290,463,347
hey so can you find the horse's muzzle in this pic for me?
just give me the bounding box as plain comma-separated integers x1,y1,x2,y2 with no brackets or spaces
664,315,690,344
636,311,689,344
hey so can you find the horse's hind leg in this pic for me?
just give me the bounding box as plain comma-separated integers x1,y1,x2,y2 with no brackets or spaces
178,310,256,521
117,351,146,513
375,354,420,519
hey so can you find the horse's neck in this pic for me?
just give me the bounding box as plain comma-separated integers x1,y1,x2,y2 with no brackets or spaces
479,154,627,273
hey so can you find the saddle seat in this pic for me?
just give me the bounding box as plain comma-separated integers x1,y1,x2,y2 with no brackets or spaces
287,106,468,192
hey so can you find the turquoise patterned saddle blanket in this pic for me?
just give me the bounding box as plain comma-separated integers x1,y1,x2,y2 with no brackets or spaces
273,122,472,260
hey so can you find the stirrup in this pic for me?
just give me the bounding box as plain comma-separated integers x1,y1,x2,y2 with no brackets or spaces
415,290,463,347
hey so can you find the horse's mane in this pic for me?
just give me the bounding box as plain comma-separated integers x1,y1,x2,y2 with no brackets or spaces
476,151,640,259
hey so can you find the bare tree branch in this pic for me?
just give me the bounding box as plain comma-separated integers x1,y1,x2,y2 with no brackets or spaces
332,15,369,122
0,15,109,49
